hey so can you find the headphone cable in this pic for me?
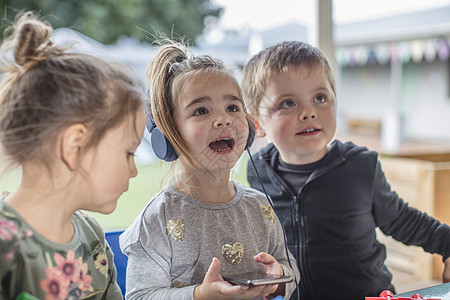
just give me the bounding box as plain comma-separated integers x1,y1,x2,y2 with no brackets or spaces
246,148,300,300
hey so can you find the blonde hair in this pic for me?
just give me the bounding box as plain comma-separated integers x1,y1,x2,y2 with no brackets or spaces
146,39,248,166
0,11,145,175
241,41,336,116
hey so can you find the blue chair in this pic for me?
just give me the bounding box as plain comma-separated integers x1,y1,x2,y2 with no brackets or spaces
105,229,127,297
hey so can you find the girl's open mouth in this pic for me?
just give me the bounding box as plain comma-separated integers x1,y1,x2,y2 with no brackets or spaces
209,138,235,152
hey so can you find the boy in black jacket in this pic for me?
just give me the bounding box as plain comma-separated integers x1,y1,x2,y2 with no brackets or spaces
241,41,450,300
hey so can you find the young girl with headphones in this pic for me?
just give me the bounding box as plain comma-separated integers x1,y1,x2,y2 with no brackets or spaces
0,12,146,299
119,40,299,300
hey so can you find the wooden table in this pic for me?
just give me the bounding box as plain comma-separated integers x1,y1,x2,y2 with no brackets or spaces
395,282,450,298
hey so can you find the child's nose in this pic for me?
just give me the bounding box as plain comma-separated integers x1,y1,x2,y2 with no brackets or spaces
130,161,138,178
214,114,232,127
299,108,317,121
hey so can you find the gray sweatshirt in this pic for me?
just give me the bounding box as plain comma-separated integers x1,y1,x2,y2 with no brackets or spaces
120,181,299,299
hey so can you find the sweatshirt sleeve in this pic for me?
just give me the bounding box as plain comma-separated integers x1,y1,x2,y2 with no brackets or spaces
372,159,450,261
119,199,196,300
122,241,196,300
80,212,123,299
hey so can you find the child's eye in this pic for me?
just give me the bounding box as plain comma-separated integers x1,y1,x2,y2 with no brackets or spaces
226,104,240,112
193,107,208,116
314,95,326,103
279,99,295,109
127,152,135,158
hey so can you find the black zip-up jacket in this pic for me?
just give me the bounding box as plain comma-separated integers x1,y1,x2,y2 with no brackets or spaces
247,140,450,300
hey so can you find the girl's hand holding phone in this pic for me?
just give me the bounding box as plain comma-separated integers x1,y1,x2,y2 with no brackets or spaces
253,252,285,297
194,258,269,300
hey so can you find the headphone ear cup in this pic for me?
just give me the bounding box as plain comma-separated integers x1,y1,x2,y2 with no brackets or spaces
148,114,179,162
246,119,255,150
150,127,179,162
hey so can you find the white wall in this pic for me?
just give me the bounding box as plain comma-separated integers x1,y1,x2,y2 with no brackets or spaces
402,60,450,141
339,64,392,121
338,60,450,142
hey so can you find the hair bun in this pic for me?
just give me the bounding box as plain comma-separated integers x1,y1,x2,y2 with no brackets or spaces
12,12,54,66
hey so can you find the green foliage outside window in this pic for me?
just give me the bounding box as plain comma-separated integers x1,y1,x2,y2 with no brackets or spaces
0,0,223,44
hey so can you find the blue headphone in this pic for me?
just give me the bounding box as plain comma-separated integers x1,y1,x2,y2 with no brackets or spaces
147,113,255,162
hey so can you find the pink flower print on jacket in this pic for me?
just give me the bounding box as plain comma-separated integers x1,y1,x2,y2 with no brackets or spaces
77,260,93,291
0,216,18,240
0,216,32,260
40,250,93,299
54,250,81,284
39,267,70,300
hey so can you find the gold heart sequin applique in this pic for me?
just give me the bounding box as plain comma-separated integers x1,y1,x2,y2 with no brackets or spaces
166,217,185,242
172,281,190,288
260,204,275,223
222,242,244,265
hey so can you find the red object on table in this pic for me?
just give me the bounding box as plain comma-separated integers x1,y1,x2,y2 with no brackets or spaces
365,290,441,300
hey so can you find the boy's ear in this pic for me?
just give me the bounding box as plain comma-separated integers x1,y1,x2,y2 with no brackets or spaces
248,114,266,138
60,124,88,171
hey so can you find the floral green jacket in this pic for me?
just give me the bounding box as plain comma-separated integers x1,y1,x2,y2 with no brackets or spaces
0,193,122,300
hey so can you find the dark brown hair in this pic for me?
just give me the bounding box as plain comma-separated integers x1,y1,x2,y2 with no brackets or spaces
0,11,145,175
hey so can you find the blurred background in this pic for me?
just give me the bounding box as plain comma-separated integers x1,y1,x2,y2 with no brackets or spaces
2,0,450,153
1,0,450,292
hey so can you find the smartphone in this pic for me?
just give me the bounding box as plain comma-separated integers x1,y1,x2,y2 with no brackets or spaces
223,272,293,287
